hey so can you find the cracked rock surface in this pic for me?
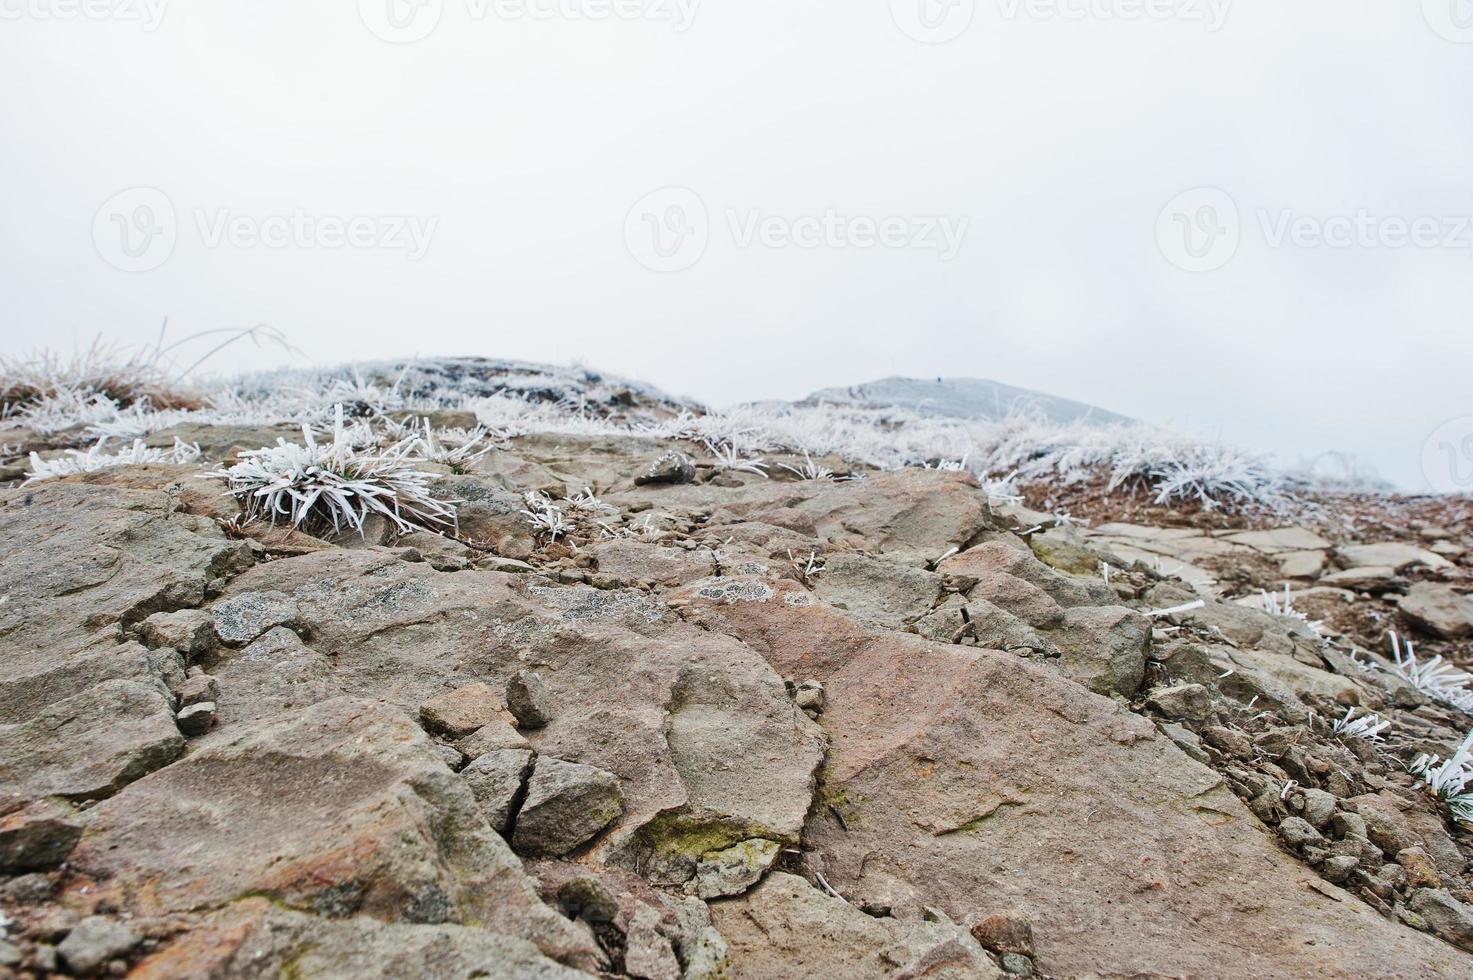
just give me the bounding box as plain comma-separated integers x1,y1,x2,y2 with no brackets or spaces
2,404,1473,979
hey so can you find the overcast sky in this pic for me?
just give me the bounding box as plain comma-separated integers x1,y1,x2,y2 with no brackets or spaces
3,2,1472,490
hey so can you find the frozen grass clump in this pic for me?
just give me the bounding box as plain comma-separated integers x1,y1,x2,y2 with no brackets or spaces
1411,730,1473,825
24,437,201,483
1389,632,1473,715
207,405,456,537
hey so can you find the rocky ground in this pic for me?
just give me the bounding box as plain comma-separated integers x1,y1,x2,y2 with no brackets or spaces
2,363,1473,978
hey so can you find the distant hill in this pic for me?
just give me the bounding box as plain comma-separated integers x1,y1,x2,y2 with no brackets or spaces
799,376,1131,426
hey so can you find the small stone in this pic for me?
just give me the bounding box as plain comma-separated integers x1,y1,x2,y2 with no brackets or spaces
1376,862,1409,892
138,608,215,655
635,450,696,486
57,916,140,976
460,749,535,836
434,743,466,771
1320,855,1358,883
1160,723,1209,763
1201,726,1251,757
418,683,504,739
1399,583,1473,640
505,670,553,730
510,757,622,857
176,702,217,737
1356,804,1417,857
625,903,682,980
174,673,219,709
2,872,54,904
0,798,82,873
0,940,20,968
1298,789,1337,830
692,838,781,899
1396,846,1442,889
970,912,1034,956
1408,889,1473,950
793,680,826,714
1330,812,1367,840
1145,684,1212,723
455,717,531,759
1278,817,1324,850
1000,953,1035,977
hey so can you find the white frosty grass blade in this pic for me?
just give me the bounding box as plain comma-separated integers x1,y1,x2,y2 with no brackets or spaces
206,404,457,537
1411,730,1473,824
1148,600,1206,618
25,437,201,483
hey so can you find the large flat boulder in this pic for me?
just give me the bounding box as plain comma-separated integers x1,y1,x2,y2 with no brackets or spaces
678,577,1467,979
68,697,599,969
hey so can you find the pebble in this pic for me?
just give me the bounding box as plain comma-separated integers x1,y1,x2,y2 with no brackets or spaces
57,917,140,976
506,670,553,729
176,702,217,737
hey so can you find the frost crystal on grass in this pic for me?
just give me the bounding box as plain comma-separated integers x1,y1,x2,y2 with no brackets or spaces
1332,707,1389,741
25,437,201,483
1411,730,1473,824
1389,632,1473,715
206,405,456,537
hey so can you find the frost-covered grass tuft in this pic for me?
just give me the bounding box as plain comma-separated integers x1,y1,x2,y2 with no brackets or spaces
1255,584,1324,635
1411,730,1473,824
206,405,456,537
1389,632,1473,715
7,349,1315,514
1332,707,1389,741
25,437,201,483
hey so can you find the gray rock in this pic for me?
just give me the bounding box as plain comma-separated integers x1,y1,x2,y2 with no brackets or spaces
434,743,466,770
420,683,506,739
212,590,300,646
1335,543,1453,573
710,873,995,978
813,554,944,628
1278,817,1324,850
0,679,184,804
1049,606,1150,697
511,758,623,857
176,701,217,737
143,898,594,979
634,450,696,486
1001,953,1035,977
1356,803,1417,857
138,608,216,656
1399,583,1473,640
57,916,139,976
1330,812,1367,840
692,838,780,899
1409,889,1473,951
1298,789,1337,830
456,717,532,758
506,670,553,730
1321,855,1359,883
68,698,598,968
0,798,82,872
1159,722,1209,763
624,903,681,980
1146,683,1212,722
174,672,219,708
461,749,535,835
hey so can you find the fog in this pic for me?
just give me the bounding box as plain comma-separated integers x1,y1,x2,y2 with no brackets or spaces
4,1,1472,490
